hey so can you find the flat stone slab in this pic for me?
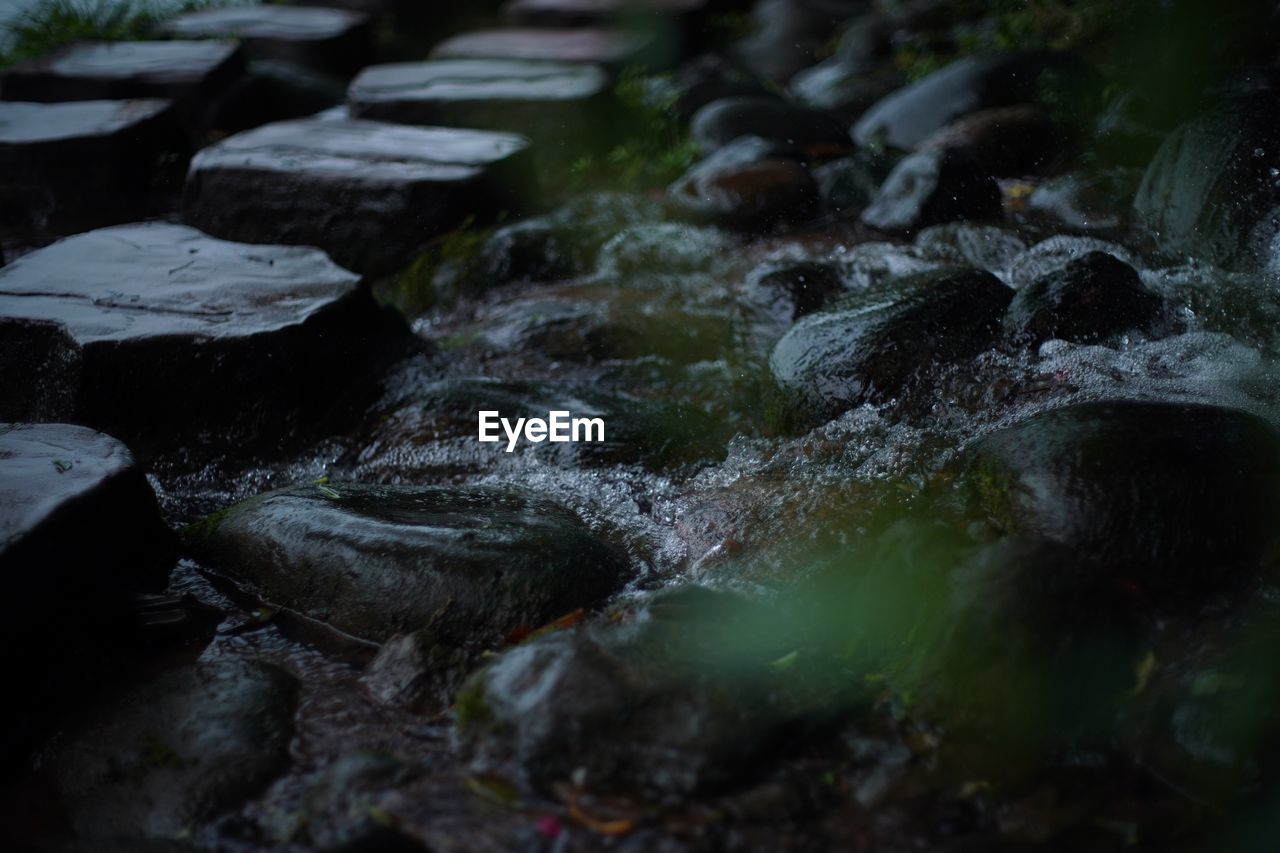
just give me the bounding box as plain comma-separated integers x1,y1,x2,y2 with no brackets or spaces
348,59,609,146
503,0,705,25
160,5,371,76
0,40,244,115
430,27,657,70
0,99,188,235
183,116,533,274
0,223,407,449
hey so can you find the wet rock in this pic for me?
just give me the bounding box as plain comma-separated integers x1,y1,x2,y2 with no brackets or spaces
1004,252,1163,346
429,27,660,71
596,221,726,277
648,54,769,119
860,148,1003,233
789,59,900,120
668,136,817,228
348,59,611,153
747,260,845,321
957,401,1280,597
160,5,371,76
919,104,1059,176
0,223,411,450
1024,168,1139,233
1003,235,1140,290
504,0,706,27
914,222,1027,271
769,268,1012,429
1133,100,1280,267
0,41,244,127
183,116,533,275
299,751,420,851
184,483,631,643
0,99,188,236
852,52,1078,151
732,0,867,83
211,59,347,131
812,150,888,216
52,658,297,840
457,587,861,798
689,95,850,155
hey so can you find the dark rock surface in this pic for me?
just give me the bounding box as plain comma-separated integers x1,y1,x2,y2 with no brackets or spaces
429,26,659,70
689,95,850,155
668,135,817,227
0,99,188,236
919,104,1059,176
769,268,1013,428
0,223,410,450
0,40,244,124
160,5,372,76
1004,251,1164,346
184,483,632,643
1024,168,1138,233
503,0,706,26
183,116,533,275
860,148,1003,232
347,59,610,152
812,150,888,215
50,658,298,840
958,401,1280,596
852,52,1076,151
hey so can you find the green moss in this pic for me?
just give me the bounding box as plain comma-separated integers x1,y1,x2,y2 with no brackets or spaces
179,504,233,545
452,679,493,730
371,217,496,318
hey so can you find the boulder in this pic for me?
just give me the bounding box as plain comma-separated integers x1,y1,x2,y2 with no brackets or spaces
0,99,188,237
668,136,817,228
860,148,1003,233
689,95,850,155
1003,251,1163,346
0,223,412,451
183,117,533,275
184,483,632,643
918,104,1059,176
769,268,1012,428
51,658,297,840
347,59,611,153
160,5,372,76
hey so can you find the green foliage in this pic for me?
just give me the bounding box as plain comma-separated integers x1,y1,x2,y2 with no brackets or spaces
0,0,225,67
372,216,497,319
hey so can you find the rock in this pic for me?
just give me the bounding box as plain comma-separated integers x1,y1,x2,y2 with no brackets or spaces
860,148,1003,233
183,117,533,275
429,27,660,71
1003,251,1163,346
957,401,1280,597
503,0,706,26
737,260,845,356
184,483,631,643
0,99,188,236
297,751,420,851
1023,168,1139,233
0,41,244,127
918,104,1059,176
648,54,769,119
596,220,726,277
1133,100,1280,267
52,658,297,840
769,268,1012,429
852,52,1078,151
0,223,412,451
789,59,900,120
914,222,1027,271
689,95,850,155
1003,235,1139,290
732,0,867,84
160,5,371,76
211,59,348,131
457,587,861,797
347,59,611,154
668,136,817,228
812,150,889,215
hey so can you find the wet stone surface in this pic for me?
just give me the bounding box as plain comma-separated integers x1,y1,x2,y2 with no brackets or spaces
183,117,533,275
160,5,372,76
429,26,659,70
0,222,411,450
0,99,187,236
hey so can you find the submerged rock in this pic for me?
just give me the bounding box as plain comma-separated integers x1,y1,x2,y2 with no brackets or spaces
183,116,533,275
769,268,1013,429
457,587,861,798
185,483,631,643
0,223,412,451
0,99,188,236
1003,251,1164,346
52,658,297,840
958,401,1280,596
860,148,1002,233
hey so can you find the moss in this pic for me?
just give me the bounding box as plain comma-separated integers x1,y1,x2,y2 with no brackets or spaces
452,678,493,730
370,217,496,318
179,504,233,546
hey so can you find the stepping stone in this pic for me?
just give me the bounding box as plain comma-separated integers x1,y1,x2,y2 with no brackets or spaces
347,59,610,150
183,116,533,274
0,41,244,125
0,223,411,451
160,5,372,76
430,27,659,71
503,0,706,26
0,99,188,236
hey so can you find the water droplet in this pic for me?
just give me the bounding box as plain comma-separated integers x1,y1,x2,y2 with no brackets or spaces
1255,147,1267,157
